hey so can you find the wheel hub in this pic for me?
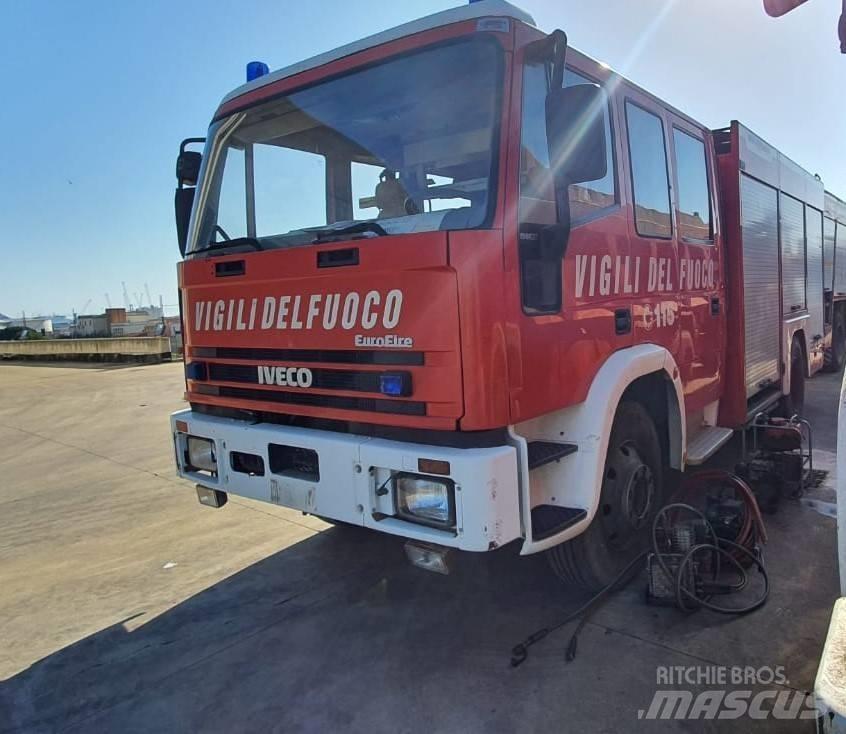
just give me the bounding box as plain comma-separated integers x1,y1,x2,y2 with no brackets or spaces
601,442,656,549
622,464,655,529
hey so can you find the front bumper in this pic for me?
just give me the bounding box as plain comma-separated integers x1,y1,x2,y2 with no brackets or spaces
171,409,522,551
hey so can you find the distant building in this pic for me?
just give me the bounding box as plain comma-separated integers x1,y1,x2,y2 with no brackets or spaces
0,312,10,328
76,314,109,337
107,307,164,337
6,317,53,334
110,321,149,337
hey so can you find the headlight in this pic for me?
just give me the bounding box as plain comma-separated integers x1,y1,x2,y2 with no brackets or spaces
395,473,455,529
187,436,217,473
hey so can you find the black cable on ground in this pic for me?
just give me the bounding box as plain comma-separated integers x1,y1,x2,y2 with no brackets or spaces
510,550,647,667
510,473,769,667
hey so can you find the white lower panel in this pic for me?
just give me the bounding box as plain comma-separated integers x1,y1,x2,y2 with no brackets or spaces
171,409,521,552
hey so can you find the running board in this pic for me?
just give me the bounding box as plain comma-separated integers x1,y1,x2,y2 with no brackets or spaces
527,440,578,470
686,426,734,465
530,505,588,541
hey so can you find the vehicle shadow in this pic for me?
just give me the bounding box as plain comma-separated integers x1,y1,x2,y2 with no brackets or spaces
0,467,833,733
0,526,579,734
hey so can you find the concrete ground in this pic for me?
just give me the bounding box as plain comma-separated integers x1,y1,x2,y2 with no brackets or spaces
0,362,841,733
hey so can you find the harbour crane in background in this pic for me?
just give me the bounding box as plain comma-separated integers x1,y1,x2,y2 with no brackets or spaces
764,0,846,52
122,282,131,311
144,284,153,309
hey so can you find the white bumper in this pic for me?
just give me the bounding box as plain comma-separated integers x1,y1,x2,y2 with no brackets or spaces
171,409,522,551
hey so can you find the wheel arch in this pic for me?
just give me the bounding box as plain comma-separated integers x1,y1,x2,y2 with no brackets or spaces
512,343,686,555
620,370,684,472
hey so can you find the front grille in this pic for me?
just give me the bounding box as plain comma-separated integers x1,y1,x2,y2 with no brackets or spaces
192,346,423,366
213,385,426,416
207,363,409,395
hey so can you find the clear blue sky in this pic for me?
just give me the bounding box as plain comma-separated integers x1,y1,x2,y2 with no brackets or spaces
1,0,843,317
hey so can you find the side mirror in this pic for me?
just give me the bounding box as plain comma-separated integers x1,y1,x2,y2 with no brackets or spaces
174,137,205,257
176,150,202,186
545,83,608,190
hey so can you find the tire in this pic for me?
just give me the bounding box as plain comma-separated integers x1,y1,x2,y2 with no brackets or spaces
780,337,806,418
545,400,664,591
825,311,846,372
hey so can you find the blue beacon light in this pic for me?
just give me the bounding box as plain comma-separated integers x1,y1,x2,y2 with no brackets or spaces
246,61,270,82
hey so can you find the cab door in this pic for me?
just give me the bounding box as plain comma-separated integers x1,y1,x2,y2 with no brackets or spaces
620,92,680,368
667,115,723,412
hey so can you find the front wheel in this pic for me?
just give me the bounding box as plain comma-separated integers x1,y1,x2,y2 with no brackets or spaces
546,400,665,591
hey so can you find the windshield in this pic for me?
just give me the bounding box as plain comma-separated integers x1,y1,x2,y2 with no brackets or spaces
189,37,503,254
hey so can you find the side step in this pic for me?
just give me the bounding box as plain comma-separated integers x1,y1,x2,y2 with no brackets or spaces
531,505,588,541
527,440,578,470
686,426,734,465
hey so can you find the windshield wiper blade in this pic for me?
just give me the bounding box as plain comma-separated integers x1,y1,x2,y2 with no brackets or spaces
193,236,263,254
311,222,387,243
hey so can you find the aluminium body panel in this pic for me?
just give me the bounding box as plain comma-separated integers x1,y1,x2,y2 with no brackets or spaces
738,123,824,209
826,192,846,295
780,193,807,315
740,174,781,398
807,206,825,342
825,216,836,294
839,223,846,296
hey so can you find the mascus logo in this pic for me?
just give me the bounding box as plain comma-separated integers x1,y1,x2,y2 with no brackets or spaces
193,289,403,333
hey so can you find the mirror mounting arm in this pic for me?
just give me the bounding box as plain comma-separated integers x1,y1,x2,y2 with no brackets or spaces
549,29,568,90
525,29,568,88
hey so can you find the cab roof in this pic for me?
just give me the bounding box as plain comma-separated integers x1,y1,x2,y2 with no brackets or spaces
220,0,535,105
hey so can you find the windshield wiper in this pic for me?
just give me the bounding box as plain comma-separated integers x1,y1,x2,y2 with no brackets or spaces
311,222,388,243
192,236,263,255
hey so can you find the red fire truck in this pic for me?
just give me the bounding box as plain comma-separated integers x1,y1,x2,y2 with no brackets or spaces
171,0,840,589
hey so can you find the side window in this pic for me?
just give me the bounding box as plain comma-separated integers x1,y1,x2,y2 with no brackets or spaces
625,102,672,238
519,63,617,226
672,129,712,241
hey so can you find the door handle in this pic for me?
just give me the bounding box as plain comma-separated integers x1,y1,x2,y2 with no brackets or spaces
710,297,720,316
615,308,632,335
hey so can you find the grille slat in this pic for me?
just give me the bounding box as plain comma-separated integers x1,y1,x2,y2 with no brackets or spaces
213,385,426,416
193,346,423,366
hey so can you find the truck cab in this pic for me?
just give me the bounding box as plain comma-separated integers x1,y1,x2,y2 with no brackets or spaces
171,0,816,590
